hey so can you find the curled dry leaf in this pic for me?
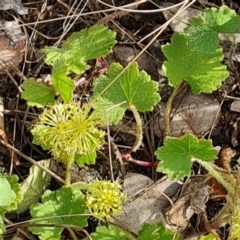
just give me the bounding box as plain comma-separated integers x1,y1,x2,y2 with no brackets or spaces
164,176,211,232
206,148,236,197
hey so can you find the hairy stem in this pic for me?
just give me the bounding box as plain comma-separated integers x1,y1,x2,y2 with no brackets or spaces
197,159,234,194
129,105,142,152
65,158,73,187
164,83,182,136
67,227,78,240
228,169,240,239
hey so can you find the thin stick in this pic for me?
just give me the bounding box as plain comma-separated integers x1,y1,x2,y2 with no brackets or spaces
106,101,127,182
0,139,65,184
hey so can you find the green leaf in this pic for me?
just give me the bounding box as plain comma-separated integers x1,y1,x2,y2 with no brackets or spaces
93,62,160,124
162,32,228,93
92,97,126,125
16,159,51,214
154,134,218,179
75,151,96,167
186,5,240,53
63,24,117,61
0,174,22,234
186,25,219,54
90,225,126,240
43,24,116,74
200,233,216,240
29,187,88,240
0,177,16,207
52,60,75,102
204,5,240,33
0,174,22,212
43,46,67,66
21,79,55,107
137,222,177,240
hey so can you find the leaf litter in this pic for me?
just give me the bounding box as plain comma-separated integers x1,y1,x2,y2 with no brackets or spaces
0,1,240,239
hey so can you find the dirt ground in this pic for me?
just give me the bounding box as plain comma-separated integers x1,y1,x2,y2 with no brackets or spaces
1,0,240,239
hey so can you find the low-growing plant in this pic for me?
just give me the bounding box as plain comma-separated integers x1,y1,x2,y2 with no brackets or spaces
1,4,240,240
162,5,239,136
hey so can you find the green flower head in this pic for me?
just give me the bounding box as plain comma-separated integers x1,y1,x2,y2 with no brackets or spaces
31,102,105,163
86,180,126,220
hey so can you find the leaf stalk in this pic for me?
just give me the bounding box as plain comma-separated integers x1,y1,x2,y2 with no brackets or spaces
164,82,182,136
129,105,143,152
196,159,234,194
67,227,78,240
65,158,73,187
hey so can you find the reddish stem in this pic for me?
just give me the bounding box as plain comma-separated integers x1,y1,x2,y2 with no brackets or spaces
75,58,108,86
103,144,159,168
122,153,159,168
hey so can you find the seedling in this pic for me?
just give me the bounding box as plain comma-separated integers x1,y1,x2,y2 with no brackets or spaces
162,5,239,135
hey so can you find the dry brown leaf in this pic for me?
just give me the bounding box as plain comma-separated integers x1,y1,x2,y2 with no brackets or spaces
164,176,211,231
207,148,236,197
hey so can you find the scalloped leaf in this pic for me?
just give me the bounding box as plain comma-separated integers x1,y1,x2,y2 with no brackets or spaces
0,174,22,234
90,225,126,240
0,177,16,207
43,24,116,74
16,159,51,214
186,5,240,53
154,134,218,180
92,97,126,125
42,46,68,66
162,32,228,94
29,187,88,240
93,62,160,124
137,222,177,240
63,24,117,60
21,79,55,107
1,174,22,212
52,60,75,102
186,24,218,54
